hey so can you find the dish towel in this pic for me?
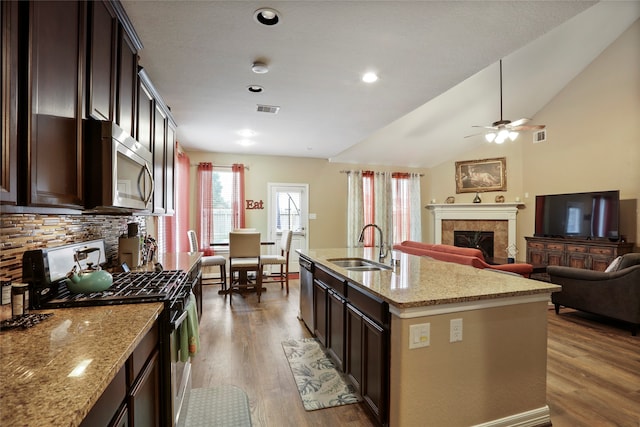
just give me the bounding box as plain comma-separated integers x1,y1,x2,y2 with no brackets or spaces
180,292,200,362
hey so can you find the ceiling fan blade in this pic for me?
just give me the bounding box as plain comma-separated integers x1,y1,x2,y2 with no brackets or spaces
464,132,483,138
511,124,546,131
471,125,498,130
508,118,530,128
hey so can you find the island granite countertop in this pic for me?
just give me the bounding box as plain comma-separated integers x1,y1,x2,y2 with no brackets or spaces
298,247,560,309
0,302,164,427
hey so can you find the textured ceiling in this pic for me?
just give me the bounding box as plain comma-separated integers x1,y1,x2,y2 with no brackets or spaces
121,1,639,168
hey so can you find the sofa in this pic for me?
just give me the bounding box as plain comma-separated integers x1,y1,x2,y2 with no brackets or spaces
547,252,640,335
392,241,534,278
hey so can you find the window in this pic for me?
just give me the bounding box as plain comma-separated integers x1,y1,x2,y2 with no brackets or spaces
211,170,233,243
275,191,302,232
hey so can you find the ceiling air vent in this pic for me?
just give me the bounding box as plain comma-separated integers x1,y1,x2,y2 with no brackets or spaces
533,128,546,143
256,104,280,114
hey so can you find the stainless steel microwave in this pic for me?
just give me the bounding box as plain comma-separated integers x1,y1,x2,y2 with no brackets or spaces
84,120,154,211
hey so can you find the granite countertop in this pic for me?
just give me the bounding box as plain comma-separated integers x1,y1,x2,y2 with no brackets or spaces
298,248,560,309
0,303,164,427
131,251,202,273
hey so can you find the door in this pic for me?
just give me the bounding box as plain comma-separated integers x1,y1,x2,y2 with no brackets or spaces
267,183,308,273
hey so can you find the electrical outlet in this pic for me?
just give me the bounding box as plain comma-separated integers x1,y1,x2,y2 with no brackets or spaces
409,323,430,349
450,318,463,343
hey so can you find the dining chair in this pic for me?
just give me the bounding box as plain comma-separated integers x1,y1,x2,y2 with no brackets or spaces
187,230,227,290
261,230,293,294
228,231,263,304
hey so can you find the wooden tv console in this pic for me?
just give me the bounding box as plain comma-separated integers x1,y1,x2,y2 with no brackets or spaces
525,236,634,279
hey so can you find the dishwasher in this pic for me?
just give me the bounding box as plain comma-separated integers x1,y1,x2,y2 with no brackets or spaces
298,256,314,333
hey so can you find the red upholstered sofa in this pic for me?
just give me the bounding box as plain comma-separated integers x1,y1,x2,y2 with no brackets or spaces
392,241,534,278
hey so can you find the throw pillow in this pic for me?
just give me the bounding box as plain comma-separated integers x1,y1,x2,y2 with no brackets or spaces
604,256,622,272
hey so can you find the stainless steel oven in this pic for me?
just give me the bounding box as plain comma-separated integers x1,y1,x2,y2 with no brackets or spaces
84,120,154,211
171,309,192,427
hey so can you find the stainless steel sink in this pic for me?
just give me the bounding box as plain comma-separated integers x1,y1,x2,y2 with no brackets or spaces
327,258,392,271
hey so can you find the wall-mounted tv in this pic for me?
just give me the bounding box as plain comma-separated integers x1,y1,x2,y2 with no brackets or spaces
534,190,620,240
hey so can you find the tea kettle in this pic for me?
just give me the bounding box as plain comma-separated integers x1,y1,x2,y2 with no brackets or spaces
64,247,113,293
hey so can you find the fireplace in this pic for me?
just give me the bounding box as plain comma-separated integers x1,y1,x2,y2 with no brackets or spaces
427,203,523,259
454,231,494,259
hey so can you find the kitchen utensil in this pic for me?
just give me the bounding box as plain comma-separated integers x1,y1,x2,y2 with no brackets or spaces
64,247,113,293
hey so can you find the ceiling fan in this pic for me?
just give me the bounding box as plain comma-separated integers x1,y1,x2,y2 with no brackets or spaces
466,59,545,143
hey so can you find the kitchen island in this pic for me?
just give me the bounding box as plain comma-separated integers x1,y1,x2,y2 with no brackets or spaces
298,247,560,427
0,302,163,426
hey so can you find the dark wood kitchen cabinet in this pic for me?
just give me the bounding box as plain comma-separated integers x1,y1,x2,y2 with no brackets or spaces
86,0,117,121
345,284,388,425
80,321,160,427
313,265,347,371
1,1,18,205
313,279,328,347
22,0,86,208
152,102,167,215
138,69,176,215
115,13,141,139
310,262,389,426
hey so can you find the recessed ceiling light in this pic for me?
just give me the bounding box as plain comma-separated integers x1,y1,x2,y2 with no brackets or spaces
254,8,280,26
362,72,378,83
238,129,257,137
247,85,264,93
251,61,269,74
237,139,255,147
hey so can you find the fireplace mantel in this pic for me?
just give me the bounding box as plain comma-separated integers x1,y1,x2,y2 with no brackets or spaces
426,203,524,250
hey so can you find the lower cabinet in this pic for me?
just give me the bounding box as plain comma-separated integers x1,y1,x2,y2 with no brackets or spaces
313,280,328,347
311,264,389,426
80,319,160,426
327,289,346,371
345,303,388,426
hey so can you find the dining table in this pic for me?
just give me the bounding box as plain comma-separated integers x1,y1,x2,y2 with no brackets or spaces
210,241,275,296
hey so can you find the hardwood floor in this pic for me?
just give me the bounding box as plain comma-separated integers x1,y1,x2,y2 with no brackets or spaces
192,278,640,427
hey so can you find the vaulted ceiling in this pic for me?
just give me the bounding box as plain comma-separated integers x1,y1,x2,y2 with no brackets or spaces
121,1,640,168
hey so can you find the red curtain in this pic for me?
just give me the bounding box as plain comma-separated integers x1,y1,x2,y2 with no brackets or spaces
232,164,246,229
362,171,375,246
197,162,214,255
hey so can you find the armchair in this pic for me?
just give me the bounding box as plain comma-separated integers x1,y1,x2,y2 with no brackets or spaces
548,253,640,335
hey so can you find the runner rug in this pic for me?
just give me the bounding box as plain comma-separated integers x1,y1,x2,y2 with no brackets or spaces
281,337,362,411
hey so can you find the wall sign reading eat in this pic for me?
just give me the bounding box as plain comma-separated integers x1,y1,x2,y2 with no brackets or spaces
246,200,264,210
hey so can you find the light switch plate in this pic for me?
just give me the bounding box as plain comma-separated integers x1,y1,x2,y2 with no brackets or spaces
409,323,430,349
450,318,463,343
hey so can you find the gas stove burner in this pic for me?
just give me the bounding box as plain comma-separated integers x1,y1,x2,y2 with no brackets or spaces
34,270,191,309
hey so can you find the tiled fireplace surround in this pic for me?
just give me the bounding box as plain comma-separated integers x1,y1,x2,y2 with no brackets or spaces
428,203,522,260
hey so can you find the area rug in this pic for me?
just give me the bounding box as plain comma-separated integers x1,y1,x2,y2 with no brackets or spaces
184,385,252,426
281,337,362,411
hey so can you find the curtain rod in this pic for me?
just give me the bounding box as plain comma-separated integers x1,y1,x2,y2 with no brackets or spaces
339,170,423,176
190,163,250,170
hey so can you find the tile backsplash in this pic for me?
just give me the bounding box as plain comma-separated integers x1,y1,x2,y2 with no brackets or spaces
0,213,147,282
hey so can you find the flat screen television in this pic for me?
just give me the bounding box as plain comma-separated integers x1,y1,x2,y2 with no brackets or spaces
534,190,620,240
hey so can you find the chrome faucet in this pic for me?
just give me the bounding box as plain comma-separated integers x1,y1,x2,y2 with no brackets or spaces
358,224,388,262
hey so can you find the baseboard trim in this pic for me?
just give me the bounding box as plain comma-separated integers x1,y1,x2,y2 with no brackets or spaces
472,406,551,427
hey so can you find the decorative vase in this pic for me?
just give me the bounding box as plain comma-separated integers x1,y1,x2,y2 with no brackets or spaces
473,192,481,203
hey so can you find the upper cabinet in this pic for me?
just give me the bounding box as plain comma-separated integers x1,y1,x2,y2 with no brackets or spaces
23,0,86,209
139,69,176,216
86,0,117,121
1,1,19,206
2,0,174,214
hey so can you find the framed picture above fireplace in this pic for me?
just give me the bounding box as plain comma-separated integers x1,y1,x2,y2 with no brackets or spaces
455,157,507,193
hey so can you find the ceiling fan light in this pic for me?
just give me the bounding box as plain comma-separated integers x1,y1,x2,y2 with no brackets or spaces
485,132,496,142
508,131,519,141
